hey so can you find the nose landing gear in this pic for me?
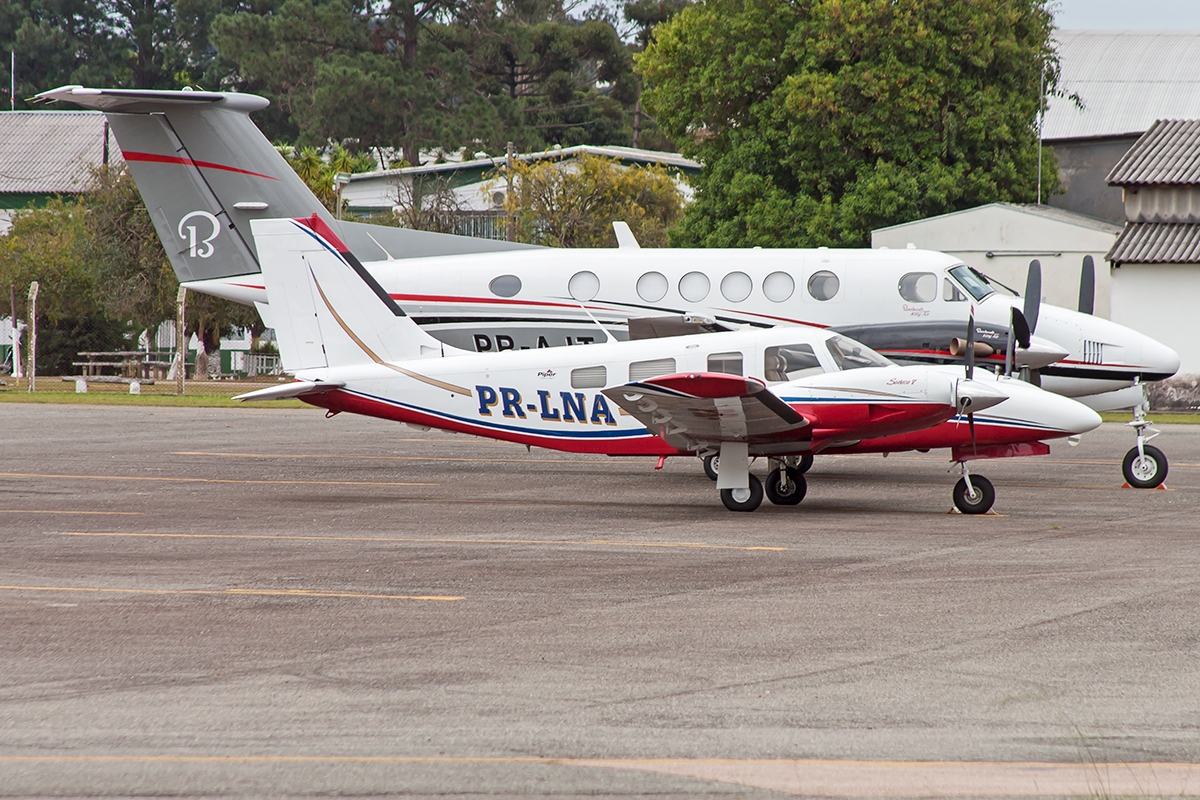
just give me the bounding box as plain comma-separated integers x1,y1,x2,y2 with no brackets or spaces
953,462,996,515
1124,405,1168,488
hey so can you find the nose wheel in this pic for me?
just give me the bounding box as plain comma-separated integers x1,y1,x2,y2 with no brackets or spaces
953,464,995,514
1124,403,1168,488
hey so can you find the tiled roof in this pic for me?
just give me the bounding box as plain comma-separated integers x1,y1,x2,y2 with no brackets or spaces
0,111,122,194
1107,222,1200,264
1106,119,1200,186
1043,30,1200,141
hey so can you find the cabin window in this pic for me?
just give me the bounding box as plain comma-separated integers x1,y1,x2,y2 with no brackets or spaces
721,271,753,302
763,271,795,302
636,271,668,302
943,278,968,302
679,271,710,302
807,270,840,301
489,274,522,297
568,271,600,301
571,365,607,389
763,344,823,382
825,334,893,370
898,272,937,303
707,352,743,375
629,357,676,381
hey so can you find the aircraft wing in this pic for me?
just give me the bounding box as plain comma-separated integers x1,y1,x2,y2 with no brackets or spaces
602,373,809,451
627,314,738,340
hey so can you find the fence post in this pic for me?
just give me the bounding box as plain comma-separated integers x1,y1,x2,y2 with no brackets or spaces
25,281,37,392
175,285,187,396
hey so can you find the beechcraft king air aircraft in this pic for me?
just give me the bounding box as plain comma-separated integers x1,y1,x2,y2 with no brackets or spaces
35,84,1177,488
239,215,1100,513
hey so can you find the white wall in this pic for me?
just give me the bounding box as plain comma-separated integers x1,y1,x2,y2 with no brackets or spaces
1111,263,1200,376
872,205,1119,317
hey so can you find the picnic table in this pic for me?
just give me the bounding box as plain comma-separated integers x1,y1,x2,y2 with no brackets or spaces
73,351,174,380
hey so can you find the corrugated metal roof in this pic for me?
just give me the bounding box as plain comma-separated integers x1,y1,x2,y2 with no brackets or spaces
350,144,699,183
1106,119,1200,185
1107,222,1200,263
1043,31,1200,141
0,111,121,194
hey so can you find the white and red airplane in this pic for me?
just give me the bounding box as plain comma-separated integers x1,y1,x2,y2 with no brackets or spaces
35,85,1170,487
236,215,1101,514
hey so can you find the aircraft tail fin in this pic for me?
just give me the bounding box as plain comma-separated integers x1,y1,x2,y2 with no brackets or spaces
34,86,542,293
251,217,461,375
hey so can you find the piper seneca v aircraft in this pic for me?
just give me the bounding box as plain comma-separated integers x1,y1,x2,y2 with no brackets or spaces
239,215,1101,513
35,84,1179,488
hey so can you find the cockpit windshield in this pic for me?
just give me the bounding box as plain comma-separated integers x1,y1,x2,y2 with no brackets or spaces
825,335,894,370
948,265,1018,301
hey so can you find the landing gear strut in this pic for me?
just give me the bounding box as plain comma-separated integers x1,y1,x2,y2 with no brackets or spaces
1124,404,1168,488
704,453,813,480
953,462,995,515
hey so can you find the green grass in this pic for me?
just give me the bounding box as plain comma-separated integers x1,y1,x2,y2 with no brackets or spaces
0,386,308,409
1100,412,1200,424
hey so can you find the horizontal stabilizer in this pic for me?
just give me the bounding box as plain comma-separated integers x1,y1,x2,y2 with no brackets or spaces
233,381,345,402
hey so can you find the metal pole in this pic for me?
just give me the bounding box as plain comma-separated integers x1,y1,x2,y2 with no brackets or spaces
505,141,515,242
26,281,37,392
175,285,187,396
1037,62,1045,205
10,51,14,111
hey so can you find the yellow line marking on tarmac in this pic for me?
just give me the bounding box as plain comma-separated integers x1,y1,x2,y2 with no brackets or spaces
0,472,436,488
64,532,786,552
174,450,630,465
0,510,142,516
0,584,463,601
2,755,1199,797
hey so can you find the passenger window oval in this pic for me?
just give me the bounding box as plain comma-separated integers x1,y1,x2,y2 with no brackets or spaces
898,272,937,303
568,271,600,301
720,271,752,302
489,274,522,298
636,271,668,302
679,271,710,302
807,270,840,301
763,271,794,302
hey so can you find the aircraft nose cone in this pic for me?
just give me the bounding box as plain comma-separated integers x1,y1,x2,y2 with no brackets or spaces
1143,337,1181,380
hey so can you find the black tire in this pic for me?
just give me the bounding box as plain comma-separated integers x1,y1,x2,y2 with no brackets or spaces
721,474,764,512
1122,445,1168,489
765,467,807,506
703,454,719,481
953,475,995,515
798,454,814,474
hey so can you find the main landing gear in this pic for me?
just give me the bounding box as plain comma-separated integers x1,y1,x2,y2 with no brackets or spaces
711,452,810,512
704,453,812,482
1123,405,1169,489
952,462,996,515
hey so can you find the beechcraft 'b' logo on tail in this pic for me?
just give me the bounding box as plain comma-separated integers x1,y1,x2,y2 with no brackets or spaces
178,210,220,258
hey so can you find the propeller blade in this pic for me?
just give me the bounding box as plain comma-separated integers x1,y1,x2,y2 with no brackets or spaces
1005,308,1016,376
1023,259,1042,335
1079,255,1095,315
1011,308,1031,350
964,312,975,381
968,412,977,455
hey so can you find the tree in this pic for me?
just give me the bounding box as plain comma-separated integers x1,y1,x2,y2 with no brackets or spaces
492,152,685,246
638,0,1059,247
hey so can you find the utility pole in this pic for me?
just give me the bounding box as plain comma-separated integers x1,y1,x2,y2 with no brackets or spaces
505,141,515,242
26,281,37,392
10,51,14,111
175,286,187,396
1037,62,1045,205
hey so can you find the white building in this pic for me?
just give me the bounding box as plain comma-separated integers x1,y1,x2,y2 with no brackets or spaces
871,203,1120,317
1106,120,1200,377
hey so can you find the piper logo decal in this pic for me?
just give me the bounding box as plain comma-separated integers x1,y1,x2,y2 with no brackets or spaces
178,210,220,258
